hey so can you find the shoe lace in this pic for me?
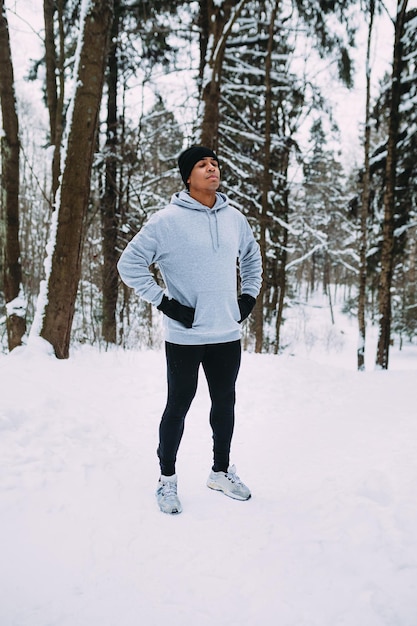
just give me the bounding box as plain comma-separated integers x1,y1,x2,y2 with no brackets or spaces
226,465,242,484
162,480,178,498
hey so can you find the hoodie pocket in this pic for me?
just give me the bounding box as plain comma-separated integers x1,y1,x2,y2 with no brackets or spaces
193,290,240,332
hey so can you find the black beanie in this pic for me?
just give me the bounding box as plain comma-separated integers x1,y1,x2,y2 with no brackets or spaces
178,146,219,187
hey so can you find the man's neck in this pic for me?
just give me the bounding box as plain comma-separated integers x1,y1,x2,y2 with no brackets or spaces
189,189,217,208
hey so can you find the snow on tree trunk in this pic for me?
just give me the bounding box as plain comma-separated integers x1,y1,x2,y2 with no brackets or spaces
0,0,26,351
31,0,114,359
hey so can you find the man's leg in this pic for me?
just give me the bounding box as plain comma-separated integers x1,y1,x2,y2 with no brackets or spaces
202,340,241,473
158,342,203,476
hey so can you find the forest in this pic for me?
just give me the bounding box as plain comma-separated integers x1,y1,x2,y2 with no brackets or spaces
0,0,416,369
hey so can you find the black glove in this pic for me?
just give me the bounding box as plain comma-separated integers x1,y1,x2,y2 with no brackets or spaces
238,294,256,323
157,295,195,328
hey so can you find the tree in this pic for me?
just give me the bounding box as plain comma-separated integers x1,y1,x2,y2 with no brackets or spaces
115,99,184,347
299,119,353,300
206,0,355,352
206,2,309,352
100,0,186,344
368,6,417,354
254,0,279,353
31,0,114,358
0,0,26,350
101,0,121,344
43,0,68,202
357,0,376,371
198,0,249,149
376,0,408,369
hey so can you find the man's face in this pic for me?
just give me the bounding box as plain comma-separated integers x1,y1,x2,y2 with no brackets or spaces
187,157,220,193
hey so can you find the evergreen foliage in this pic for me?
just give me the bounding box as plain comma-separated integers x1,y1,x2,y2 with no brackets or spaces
1,0,416,363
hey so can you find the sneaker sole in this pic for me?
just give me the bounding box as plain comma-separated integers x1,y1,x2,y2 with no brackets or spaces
158,504,182,514
207,481,251,501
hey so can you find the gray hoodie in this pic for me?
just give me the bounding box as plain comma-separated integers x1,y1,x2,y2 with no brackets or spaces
117,190,262,345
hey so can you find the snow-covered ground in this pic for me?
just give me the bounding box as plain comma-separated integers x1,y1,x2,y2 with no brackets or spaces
1,300,417,626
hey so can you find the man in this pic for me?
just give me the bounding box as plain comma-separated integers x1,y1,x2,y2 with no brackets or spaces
117,146,262,514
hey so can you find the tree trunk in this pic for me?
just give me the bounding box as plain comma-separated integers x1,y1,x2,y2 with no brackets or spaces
101,0,120,344
43,0,57,144
255,0,279,353
43,0,65,202
275,225,288,353
275,161,290,354
376,0,408,369
38,0,114,358
0,0,26,350
357,0,375,371
198,0,248,149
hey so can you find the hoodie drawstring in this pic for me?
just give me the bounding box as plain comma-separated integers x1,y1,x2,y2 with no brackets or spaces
206,209,220,251
171,190,226,251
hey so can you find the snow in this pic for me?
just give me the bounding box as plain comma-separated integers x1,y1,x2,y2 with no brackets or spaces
5,294,27,318
1,299,417,626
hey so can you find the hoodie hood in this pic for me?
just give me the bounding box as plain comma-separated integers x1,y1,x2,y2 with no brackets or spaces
170,190,228,212
170,190,229,250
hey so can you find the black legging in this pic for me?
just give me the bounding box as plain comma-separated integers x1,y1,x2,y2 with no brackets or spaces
158,340,242,476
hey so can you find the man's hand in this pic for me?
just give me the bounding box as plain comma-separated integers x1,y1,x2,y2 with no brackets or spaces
157,295,195,328
238,294,256,323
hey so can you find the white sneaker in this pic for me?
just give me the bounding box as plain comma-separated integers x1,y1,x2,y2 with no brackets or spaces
156,474,182,514
207,465,251,501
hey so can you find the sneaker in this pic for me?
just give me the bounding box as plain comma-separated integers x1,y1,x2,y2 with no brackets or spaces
156,474,182,514
207,465,251,501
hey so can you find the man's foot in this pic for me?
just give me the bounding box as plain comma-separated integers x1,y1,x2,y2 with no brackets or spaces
207,465,251,501
156,474,182,514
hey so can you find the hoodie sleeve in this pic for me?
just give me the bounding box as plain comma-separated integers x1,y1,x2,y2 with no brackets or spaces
117,215,165,306
238,217,263,298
